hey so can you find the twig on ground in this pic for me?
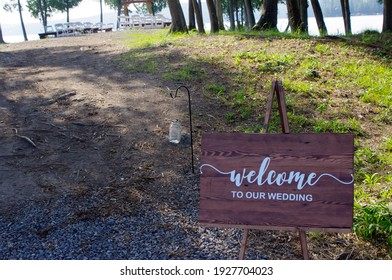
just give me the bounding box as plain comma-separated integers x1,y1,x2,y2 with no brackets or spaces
70,121,103,126
42,122,66,130
12,128,38,148
46,91,76,105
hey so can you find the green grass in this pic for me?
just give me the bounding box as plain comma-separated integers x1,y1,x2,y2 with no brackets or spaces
162,64,206,82
122,52,162,73
334,58,392,108
354,201,392,247
124,29,188,49
119,29,392,250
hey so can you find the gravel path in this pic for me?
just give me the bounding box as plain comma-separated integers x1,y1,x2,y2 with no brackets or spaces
0,32,270,260
0,190,269,259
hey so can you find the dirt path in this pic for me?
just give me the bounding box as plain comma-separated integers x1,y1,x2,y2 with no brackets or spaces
0,32,195,214
1,32,390,260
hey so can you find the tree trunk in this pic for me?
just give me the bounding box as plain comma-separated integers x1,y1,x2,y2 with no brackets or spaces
215,0,225,30
228,0,235,31
286,0,305,32
243,0,255,29
235,2,241,29
38,0,48,32
117,0,121,29
17,0,28,41
168,0,188,33
241,4,244,27
299,0,308,33
189,0,196,30
191,0,205,33
67,5,70,23
0,23,5,44
198,0,203,15
310,0,327,35
253,0,278,30
100,0,103,23
340,0,351,35
383,0,392,32
206,0,219,33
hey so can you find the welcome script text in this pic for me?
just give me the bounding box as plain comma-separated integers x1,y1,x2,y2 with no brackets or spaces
200,157,354,202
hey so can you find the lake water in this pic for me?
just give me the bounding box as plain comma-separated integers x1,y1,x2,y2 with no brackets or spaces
278,14,383,36
2,14,383,43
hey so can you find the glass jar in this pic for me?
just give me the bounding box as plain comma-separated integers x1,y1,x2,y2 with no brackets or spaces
169,120,181,144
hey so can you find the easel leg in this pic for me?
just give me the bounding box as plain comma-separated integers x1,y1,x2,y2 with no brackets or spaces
239,229,249,260
298,229,310,260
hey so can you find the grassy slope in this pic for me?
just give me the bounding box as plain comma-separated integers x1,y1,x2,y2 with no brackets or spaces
120,29,392,254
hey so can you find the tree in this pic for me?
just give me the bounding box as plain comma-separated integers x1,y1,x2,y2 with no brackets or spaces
215,0,225,30
167,0,188,33
100,0,103,22
227,0,235,31
27,0,56,31
188,0,196,30
310,0,327,35
0,22,5,44
206,0,219,33
105,0,121,28
286,0,305,32
243,0,255,29
299,0,308,32
116,0,121,27
340,0,351,35
191,0,205,33
253,0,278,30
52,0,82,23
4,0,28,41
383,0,392,32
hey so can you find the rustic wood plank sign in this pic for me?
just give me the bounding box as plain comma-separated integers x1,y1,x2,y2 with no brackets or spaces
199,80,355,259
200,132,354,231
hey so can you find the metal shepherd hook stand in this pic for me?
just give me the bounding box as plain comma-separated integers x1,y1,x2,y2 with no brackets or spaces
170,85,195,174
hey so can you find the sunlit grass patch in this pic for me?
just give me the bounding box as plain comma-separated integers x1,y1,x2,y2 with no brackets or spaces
119,30,392,249
124,29,190,50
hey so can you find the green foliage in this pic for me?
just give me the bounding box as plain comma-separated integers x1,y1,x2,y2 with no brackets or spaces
163,64,206,82
353,31,392,57
380,137,392,166
124,29,173,49
354,147,382,182
133,0,167,15
205,83,226,96
27,0,55,20
334,58,392,108
314,43,332,55
313,118,363,135
51,0,82,13
225,112,235,124
233,50,296,74
353,201,392,247
382,137,392,152
362,173,383,185
119,30,392,249
122,52,161,73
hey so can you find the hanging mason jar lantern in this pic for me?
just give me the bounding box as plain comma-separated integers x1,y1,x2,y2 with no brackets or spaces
169,119,182,144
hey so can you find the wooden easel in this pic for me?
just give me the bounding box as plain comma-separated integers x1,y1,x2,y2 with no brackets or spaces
239,80,310,260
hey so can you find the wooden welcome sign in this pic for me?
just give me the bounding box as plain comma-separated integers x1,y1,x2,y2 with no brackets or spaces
199,80,355,259
199,133,354,230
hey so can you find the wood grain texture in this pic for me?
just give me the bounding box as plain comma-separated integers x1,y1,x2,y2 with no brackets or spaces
199,133,354,230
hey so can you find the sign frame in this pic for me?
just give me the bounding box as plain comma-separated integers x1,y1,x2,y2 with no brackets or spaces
199,81,354,259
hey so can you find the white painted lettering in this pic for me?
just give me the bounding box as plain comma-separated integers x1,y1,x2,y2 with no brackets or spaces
199,157,354,190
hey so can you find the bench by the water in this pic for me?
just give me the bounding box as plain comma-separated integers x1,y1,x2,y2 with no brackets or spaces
38,22,113,39
38,31,58,39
